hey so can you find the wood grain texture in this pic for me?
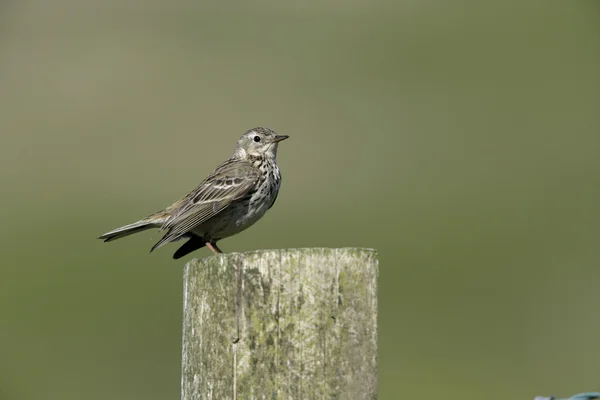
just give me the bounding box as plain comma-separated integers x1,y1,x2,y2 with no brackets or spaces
181,248,378,400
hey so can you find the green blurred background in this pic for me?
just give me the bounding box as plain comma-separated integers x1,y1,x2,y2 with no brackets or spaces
1,1,599,399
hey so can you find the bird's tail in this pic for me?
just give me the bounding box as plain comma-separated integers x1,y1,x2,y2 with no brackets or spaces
98,212,169,242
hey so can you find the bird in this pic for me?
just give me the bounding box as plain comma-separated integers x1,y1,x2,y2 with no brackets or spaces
98,127,289,259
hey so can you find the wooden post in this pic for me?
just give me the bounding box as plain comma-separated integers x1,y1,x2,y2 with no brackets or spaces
181,248,378,400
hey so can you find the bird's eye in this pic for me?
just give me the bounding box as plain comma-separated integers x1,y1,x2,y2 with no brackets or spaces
253,136,261,142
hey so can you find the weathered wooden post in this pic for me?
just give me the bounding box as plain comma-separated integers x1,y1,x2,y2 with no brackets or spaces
181,248,378,400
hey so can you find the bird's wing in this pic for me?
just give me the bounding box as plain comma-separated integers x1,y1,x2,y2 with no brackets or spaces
150,159,260,252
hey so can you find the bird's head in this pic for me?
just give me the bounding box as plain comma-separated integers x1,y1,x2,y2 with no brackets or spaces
233,127,289,161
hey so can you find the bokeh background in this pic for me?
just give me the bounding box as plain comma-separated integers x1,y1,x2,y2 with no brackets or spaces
1,1,599,399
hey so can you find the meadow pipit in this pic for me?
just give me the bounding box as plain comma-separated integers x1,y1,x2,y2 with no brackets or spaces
99,127,288,258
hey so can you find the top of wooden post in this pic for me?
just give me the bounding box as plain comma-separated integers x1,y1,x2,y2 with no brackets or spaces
181,247,379,400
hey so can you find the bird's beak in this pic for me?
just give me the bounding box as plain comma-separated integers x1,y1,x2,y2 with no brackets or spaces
271,135,289,143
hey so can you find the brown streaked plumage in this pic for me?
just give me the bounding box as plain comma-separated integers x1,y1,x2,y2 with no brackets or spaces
98,127,288,258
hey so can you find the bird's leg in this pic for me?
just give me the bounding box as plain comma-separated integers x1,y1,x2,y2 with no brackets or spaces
212,242,224,253
206,242,223,254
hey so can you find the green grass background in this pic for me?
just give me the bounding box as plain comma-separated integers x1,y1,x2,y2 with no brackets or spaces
1,1,599,399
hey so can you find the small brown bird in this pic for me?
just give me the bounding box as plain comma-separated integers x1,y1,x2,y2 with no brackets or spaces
99,127,288,258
